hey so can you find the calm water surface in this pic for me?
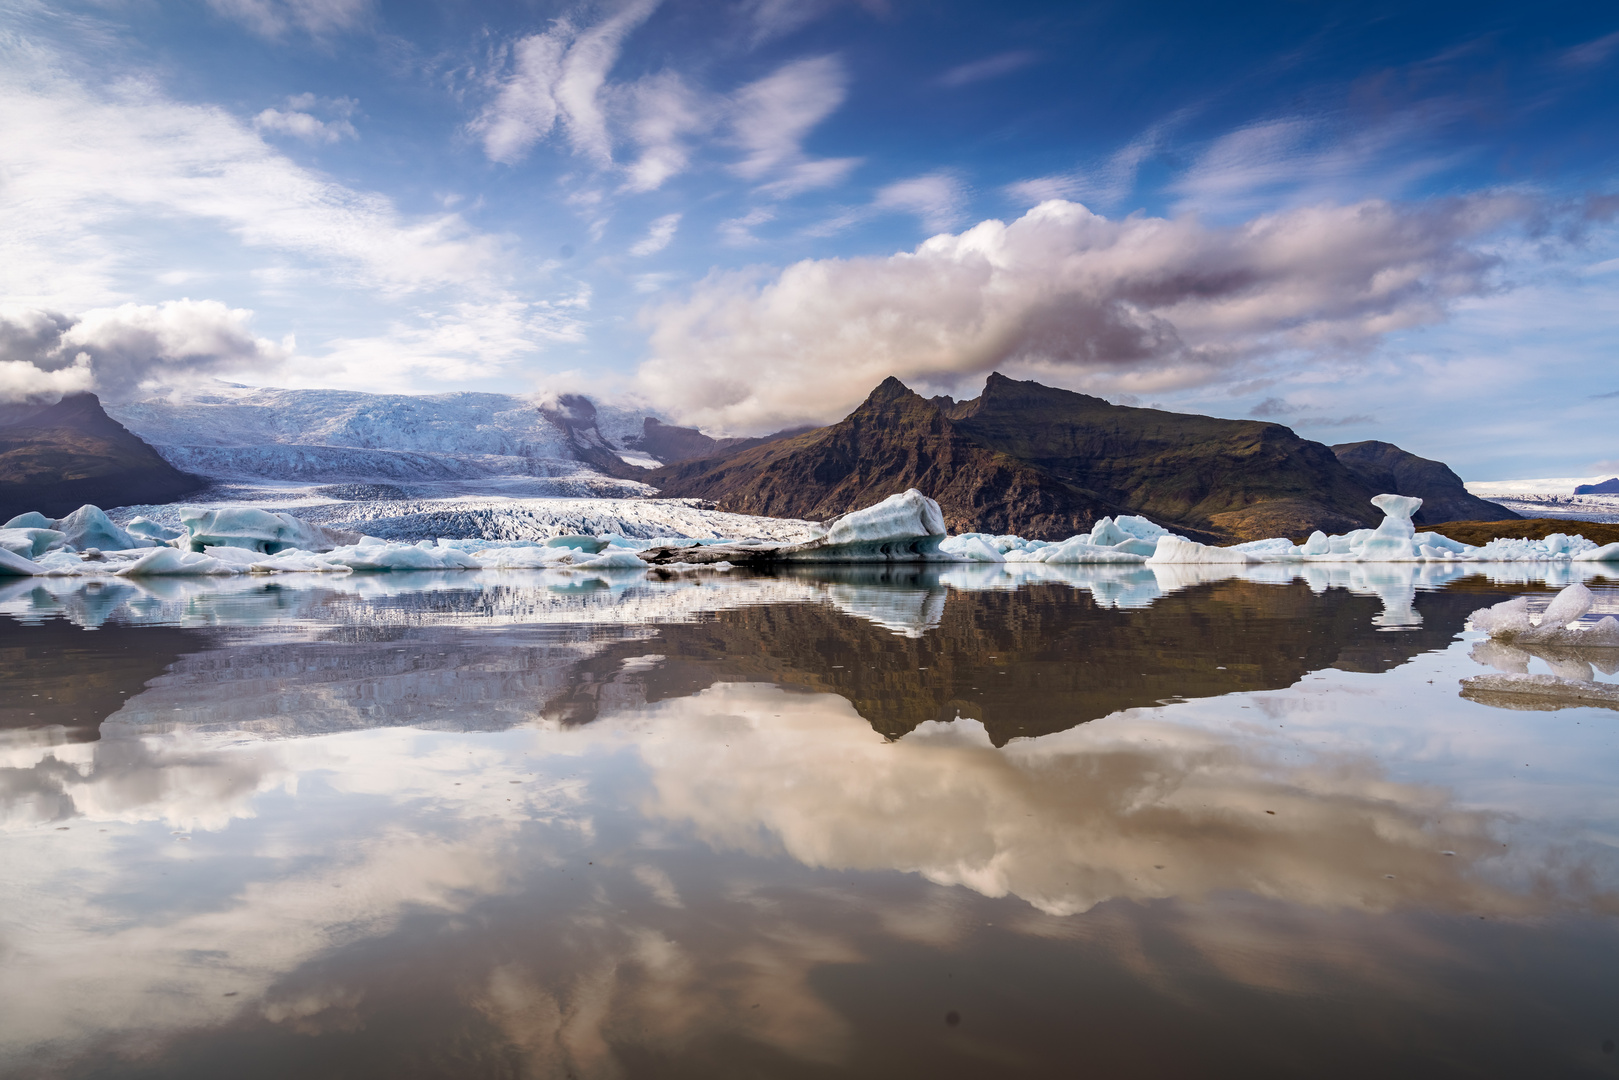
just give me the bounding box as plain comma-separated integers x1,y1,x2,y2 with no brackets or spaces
3,563,1619,1079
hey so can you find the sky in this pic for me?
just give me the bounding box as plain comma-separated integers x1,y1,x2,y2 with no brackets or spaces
0,0,1616,478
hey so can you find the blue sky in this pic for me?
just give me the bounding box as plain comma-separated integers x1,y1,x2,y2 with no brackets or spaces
1,0,1616,478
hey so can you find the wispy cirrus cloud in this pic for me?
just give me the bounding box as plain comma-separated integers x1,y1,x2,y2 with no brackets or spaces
938,49,1039,87
728,55,859,196
629,213,681,256
205,0,370,39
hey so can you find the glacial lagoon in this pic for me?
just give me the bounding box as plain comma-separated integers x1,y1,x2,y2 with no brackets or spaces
3,563,1619,1078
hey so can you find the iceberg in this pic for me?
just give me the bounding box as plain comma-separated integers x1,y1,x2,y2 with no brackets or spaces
1467,583,1619,647
178,506,360,554
0,527,65,559
1147,537,1254,565
54,505,149,552
0,547,46,576
1,511,54,530
117,548,243,576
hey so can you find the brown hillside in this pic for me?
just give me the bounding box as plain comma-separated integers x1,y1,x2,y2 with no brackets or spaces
0,393,204,521
1425,518,1619,547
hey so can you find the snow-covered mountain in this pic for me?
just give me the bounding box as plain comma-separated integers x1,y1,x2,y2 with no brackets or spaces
105,385,664,494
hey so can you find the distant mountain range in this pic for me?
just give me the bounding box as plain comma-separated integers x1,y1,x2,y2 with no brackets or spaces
0,394,203,522
646,374,1514,541
2,377,1514,540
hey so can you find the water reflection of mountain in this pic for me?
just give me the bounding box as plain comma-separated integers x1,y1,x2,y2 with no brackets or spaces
0,615,214,742
548,573,1555,743
0,569,1584,745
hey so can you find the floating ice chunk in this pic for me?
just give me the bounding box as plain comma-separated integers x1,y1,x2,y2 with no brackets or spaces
55,505,147,551
1538,582,1594,628
125,516,185,542
1088,518,1129,546
179,506,356,554
1111,515,1171,541
572,551,648,570
1302,531,1330,556
1033,538,1147,564
1575,542,1619,563
1146,537,1253,565
0,527,65,559
320,541,481,572
826,489,946,545
0,547,45,576
1468,583,1617,646
1460,673,1619,711
117,548,243,576
786,489,948,561
472,545,578,569
545,534,608,553
1356,493,1423,560
1469,596,1533,636
2,511,53,530
938,535,1006,562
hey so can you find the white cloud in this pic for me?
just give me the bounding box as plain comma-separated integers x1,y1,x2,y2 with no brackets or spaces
729,55,858,194
471,0,660,167
253,94,358,145
872,172,966,232
253,107,356,144
718,207,775,247
0,49,503,308
637,197,1520,433
205,0,370,38
0,299,288,402
629,213,681,256
620,72,705,193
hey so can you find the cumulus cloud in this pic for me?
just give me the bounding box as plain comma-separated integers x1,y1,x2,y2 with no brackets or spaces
637,196,1520,433
0,300,288,403
629,213,682,256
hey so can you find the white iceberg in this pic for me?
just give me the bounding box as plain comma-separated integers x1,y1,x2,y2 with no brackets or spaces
1147,537,1254,565
0,547,46,576
178,506,358,554
54,505,150,552
1467,582,1619,647
0,527,65,559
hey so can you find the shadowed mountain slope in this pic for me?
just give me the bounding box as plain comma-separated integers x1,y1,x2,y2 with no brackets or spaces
647,377,1128,539
1332,440,1517,524
0,393,204,521
651,374,1390,542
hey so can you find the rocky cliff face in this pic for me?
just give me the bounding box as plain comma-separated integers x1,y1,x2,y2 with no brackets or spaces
650,374,1393,542
1332,440,1518,524
0,393,204,521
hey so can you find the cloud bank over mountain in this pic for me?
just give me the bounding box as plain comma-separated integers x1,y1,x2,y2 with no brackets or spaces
0,300,286,403
638,196,1519,433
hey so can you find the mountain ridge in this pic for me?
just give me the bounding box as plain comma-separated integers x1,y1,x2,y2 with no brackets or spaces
647,374,1507,542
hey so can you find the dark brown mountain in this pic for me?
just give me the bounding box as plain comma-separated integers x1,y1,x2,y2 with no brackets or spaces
650,374,1392,541
647,376,1136,539
623,417,809,464
0,393,204,521
1332,440,1517,524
